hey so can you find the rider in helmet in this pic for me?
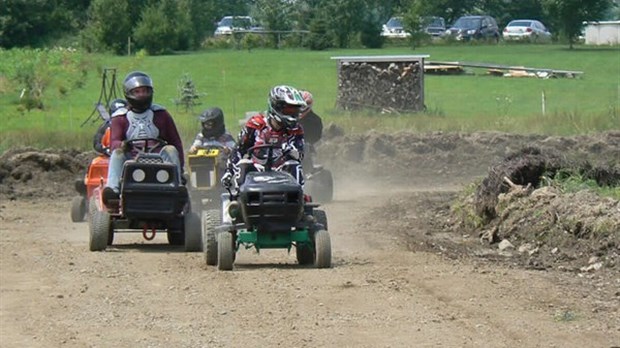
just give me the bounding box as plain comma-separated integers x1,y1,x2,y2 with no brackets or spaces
102,71,185,203
297,90,323,171
93,98,126,156
221,85,307,188
188,107,235,154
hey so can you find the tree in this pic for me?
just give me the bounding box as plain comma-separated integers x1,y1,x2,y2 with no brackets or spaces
477,0,546,28
189,0,220,45
253,0,296,48
306,8,334,50
543,0,614,48
166,0,194,50
81,0,131,54
0,0,90,48
402,0,477,26
133,2,177,54
360,7,385,49
173,74,205,112
322,0,366,48
213,0,251,18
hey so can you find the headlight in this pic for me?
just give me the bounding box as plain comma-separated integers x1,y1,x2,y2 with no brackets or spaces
132,169,146,182
445,29,451,34
156,169,170,183
467,29,476,35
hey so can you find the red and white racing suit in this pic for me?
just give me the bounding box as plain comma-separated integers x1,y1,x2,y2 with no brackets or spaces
226,113,305,186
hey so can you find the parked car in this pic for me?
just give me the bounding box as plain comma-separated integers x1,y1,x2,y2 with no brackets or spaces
381,17,411,38
445,15,500,42
503,19,552,43
423,16,446,37
214,16,262,36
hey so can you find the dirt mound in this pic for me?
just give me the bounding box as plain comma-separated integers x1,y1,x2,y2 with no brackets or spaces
473,146,620,222
0,147,92,200
453,143,620,273
317,130,619,293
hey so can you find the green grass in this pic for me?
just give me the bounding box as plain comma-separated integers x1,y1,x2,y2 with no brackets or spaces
543,172,620,200
1,44,619,152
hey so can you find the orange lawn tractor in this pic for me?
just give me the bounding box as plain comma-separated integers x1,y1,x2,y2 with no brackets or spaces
71,154,110,222
71,68,121,222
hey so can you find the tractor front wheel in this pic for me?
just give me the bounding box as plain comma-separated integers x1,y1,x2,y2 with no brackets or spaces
217,232,234,271
203,209,220,266
314,229,331,268
89,210,110,251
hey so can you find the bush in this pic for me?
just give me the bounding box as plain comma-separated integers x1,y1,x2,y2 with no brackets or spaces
240,33,268,51
201,36,235,50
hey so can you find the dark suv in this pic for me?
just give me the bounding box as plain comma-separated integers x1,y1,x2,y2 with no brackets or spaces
445,15,500,42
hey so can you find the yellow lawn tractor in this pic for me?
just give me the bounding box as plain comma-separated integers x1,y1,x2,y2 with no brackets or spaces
186,146,229,211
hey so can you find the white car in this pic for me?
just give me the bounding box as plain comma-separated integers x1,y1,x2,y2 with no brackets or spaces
214,16,260,36
381,17,411,38
502,19,552,43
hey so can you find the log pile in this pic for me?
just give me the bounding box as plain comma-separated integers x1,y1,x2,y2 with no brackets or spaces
336,61,424,112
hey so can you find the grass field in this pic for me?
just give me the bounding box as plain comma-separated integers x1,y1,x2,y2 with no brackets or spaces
1,44,618,152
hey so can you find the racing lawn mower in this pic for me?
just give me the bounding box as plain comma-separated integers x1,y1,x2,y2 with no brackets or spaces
71,68,121,222
186,145,229,211
88,138,202,252
202,143,331,271
239,111,334,203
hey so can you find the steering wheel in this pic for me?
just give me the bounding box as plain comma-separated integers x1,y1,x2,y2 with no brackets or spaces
196,142,226,150
126,138,168,154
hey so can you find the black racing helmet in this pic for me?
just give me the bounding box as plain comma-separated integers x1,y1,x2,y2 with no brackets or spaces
198,107,226,138
108,98,127,115
123,71,153,113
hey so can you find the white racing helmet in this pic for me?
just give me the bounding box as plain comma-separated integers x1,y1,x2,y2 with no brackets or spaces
267,85,306,129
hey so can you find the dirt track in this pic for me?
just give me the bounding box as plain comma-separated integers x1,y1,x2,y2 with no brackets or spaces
1,131,619,347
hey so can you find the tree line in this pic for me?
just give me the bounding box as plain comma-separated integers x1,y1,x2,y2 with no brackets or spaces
0,0,617,53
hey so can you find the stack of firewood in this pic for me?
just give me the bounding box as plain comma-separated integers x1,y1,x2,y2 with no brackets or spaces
336,61,424,112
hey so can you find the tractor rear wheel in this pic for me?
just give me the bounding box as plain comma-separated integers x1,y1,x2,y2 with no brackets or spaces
313,209,328,230
307,170,333,203
167,230,185,246
184,212,202,252
71,196,86,222
296,242,314,265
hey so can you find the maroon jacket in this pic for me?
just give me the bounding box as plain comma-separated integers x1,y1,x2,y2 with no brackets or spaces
109,108,185,168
